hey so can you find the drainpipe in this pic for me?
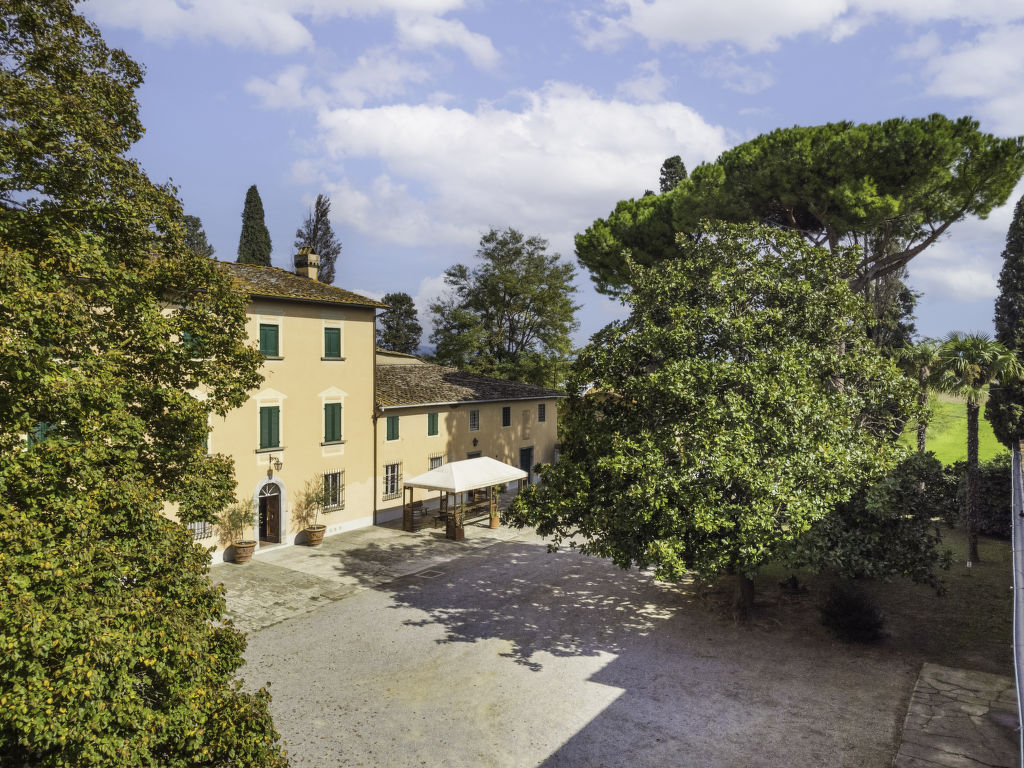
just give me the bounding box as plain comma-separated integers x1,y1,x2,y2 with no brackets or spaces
372,314,379,526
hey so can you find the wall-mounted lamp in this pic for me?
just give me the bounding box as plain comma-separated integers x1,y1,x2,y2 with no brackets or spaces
267,454,283,477
472,438,478,447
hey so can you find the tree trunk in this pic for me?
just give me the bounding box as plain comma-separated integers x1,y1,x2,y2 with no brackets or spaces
917,368,929,453
735,573,755,620
966,402,981,563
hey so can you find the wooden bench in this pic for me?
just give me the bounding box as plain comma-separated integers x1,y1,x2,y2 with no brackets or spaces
433,500,494,528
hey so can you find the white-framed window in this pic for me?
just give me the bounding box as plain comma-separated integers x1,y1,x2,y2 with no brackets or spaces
324,470,344,510
469,409,480,431
428,453,444,471
187,520,213,540
383,462,402,500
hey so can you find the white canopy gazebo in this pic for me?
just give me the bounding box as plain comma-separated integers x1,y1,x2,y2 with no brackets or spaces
402,456,528,540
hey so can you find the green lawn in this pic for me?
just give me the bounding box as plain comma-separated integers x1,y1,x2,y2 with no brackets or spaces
899,393,1009,465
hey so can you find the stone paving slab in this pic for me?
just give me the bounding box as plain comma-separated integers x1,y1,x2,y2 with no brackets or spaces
894,663,1019,768
211,519,521,633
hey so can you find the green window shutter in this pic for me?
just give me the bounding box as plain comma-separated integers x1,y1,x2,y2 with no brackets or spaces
427,412,438,436
259,324,279,357
324,327,341,358
325,403,342,442
386,416,399,441
260,406,279,449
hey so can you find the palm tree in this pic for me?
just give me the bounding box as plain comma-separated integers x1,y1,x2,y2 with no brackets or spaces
934,332,1024,562
895,339,941,452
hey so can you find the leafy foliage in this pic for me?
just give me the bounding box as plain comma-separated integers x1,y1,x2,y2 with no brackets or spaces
947,453,1013,539
294,476,326,530
659,155,686,193
787,452,954,590
934,332,1023,562
820,583,887,644
237,184,271,265
429,227,579,387
293,193,342,284
894,339,942,453
509,223,914,610
377,292,422,354
578,116,1024,296
986,194,1024,445
0,2,284,763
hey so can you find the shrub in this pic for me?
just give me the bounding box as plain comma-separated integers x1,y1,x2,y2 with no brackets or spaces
820,583,887,643
946,453,1013,538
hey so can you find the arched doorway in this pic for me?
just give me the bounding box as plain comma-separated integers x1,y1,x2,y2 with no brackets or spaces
258,482,282,545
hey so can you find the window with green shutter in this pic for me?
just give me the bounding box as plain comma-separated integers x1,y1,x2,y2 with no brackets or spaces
386,415,399,441
324,327,341,359
324,402,342,443
259,324,279,357
427,412,438,436
259,405,280,449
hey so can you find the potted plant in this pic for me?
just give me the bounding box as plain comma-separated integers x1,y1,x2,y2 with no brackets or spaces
296,476,327,547
219,498,256,564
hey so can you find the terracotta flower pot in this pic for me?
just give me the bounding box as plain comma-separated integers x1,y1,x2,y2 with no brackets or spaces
304,524,326,547
489,515,500,529
232,540,256,564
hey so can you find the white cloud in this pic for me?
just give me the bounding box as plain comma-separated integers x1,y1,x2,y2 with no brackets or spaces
83,0,478,54
576,0,1024,53
308,82,728,250
395,14,500,69
701,55,773,94
921,24,1024,135
330,49,433,107
616,60,670,102
247,50,432,110
896,31,941,60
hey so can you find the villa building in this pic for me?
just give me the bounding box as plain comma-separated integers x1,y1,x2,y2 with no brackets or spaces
189,254,563,560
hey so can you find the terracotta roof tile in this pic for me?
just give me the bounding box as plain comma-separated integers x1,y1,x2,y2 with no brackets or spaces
218,261,387,308
377,364,564,408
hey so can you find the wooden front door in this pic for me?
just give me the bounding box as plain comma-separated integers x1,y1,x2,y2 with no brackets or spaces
259,483,281,544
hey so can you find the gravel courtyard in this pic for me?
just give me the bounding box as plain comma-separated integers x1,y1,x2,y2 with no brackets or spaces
234,526,918,767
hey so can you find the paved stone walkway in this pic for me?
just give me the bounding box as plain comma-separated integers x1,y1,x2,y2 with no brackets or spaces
894,663,1019,768
212,518,520,633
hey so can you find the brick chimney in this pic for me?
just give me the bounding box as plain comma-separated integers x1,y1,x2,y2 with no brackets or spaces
294,246,319,280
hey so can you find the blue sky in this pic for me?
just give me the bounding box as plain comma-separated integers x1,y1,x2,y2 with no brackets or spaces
82,0,1024,347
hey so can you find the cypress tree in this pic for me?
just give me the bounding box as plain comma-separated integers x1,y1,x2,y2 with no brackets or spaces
986,194,1024,446
293,193,342,283
237,184,272,265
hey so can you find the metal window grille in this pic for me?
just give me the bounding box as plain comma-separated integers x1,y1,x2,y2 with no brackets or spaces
383,462,402,500
538,403,546,422
502,406,511,427
187,520,213,541
469,409,480,431
428,453,445,471
324,470,344,510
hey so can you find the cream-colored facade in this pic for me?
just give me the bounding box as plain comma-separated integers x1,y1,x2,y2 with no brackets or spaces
375,398,560,521
187,260,562,561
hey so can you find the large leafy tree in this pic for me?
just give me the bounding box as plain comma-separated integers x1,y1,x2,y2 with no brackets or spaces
934,332,1022,563
377,292,422,354
237,184,271,265
429,227,580,387
293,193,342,284
578,116,1024,296
786,452,954,590
509,223,913,616
0,2,285,764
986,194,1024,446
